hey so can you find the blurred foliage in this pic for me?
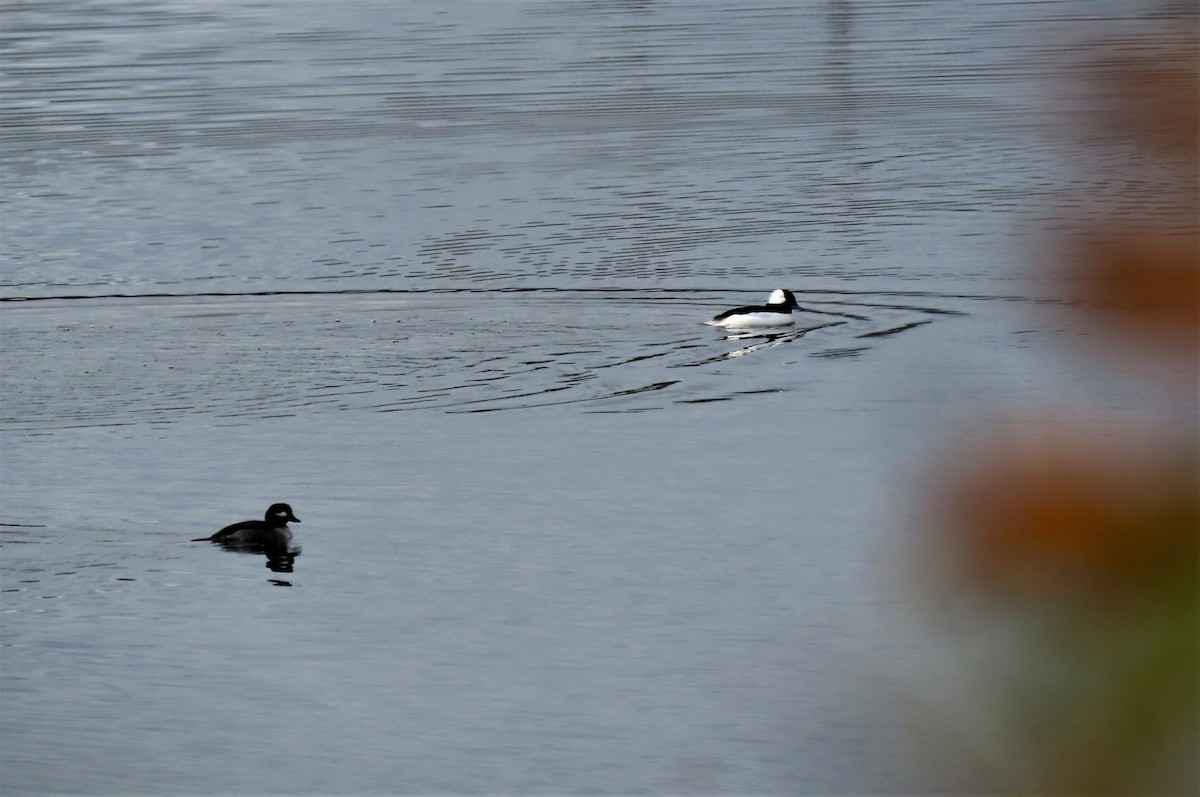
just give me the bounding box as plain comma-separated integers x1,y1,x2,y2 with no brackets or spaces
923,19,1197,795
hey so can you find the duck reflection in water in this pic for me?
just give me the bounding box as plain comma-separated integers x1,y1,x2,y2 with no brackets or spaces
722,328,804,358
192,503,302,578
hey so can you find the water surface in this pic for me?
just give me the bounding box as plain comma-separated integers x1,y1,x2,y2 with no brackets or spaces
1,1,1189,793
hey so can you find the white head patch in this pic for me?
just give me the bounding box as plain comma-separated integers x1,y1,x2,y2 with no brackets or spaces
767,289,786,305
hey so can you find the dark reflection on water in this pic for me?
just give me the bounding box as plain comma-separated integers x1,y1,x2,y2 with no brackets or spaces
201,538,300,574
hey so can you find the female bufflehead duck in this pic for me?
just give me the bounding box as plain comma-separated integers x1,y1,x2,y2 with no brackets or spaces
706,289,799,328
193,503,300,547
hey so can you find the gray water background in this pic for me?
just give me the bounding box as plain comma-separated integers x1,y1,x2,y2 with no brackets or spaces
1,1,1191,793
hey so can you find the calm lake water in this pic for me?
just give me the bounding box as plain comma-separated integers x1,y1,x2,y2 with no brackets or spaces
1,1,1191,794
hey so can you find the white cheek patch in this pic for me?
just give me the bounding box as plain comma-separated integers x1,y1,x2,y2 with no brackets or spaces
767,289,786,305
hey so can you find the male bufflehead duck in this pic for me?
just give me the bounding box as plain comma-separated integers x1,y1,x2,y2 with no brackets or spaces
706,289,799,328
193,503,300,547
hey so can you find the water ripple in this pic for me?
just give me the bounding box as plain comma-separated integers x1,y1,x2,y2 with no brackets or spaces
0,288,979,431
